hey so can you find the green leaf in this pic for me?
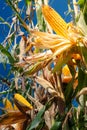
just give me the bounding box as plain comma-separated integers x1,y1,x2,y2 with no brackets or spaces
0,17,4,22
52,55,70,73
0,44,15,64
26,98,54,130
0,90,12,95
78,68,87,91
78,0,85,7
83,2,87,24
23,58,50,76
77,12,87,35
64,65,76,104
64,79,74,105
26,106,46,130
78,0,87,24
0,17,10,27
23,62,41,76
25,0,32,5
50,121,62,130
81,46,87,64
35,0,46,31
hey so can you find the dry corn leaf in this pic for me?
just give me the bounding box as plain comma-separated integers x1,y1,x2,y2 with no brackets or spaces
0,111,27,125
44,110,52,129
30,5,82,59
27,94,43,111
23,50,52,63
31,30,70,49
15,50,52,69
0,95,32,130
31,30,72,58
76,87,87,99
23,58,51,76
52,43,71,57
35,76,54,89
35,76,58,96
19,37,26,62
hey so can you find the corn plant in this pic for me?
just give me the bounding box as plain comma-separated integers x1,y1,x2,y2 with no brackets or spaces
0,0,87,129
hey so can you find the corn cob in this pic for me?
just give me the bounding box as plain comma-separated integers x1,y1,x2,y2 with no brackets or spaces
3,98,14,111
42,5,68,38
14,93,33,110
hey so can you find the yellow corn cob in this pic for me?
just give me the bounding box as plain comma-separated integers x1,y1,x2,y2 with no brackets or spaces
62,65,72,83
3,98,14,111
42,5,68,38
14,93,33,110
14,104,19,110
72,54,81,60
62,65,71,76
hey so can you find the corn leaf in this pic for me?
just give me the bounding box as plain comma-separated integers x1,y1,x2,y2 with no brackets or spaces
76,87,87,99
27,98,54,130
26,106,46,130
78,0,85,7
64,79,74,105
23,59,51,76
78,68,87,91
0,44,15,64
81,46,87,64
0,112,26,125
50,121,62,130
0,17,10,27
77,12,87,35
52,54,71,73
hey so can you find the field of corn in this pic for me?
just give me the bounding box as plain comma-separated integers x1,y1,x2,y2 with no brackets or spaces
0,0,87,130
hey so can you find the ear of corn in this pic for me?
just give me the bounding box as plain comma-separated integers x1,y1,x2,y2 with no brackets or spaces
62,65,71,76
62,65,72,83
14,93,33,110
42,5,68,38
3,98,14,111
13,104,19,110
